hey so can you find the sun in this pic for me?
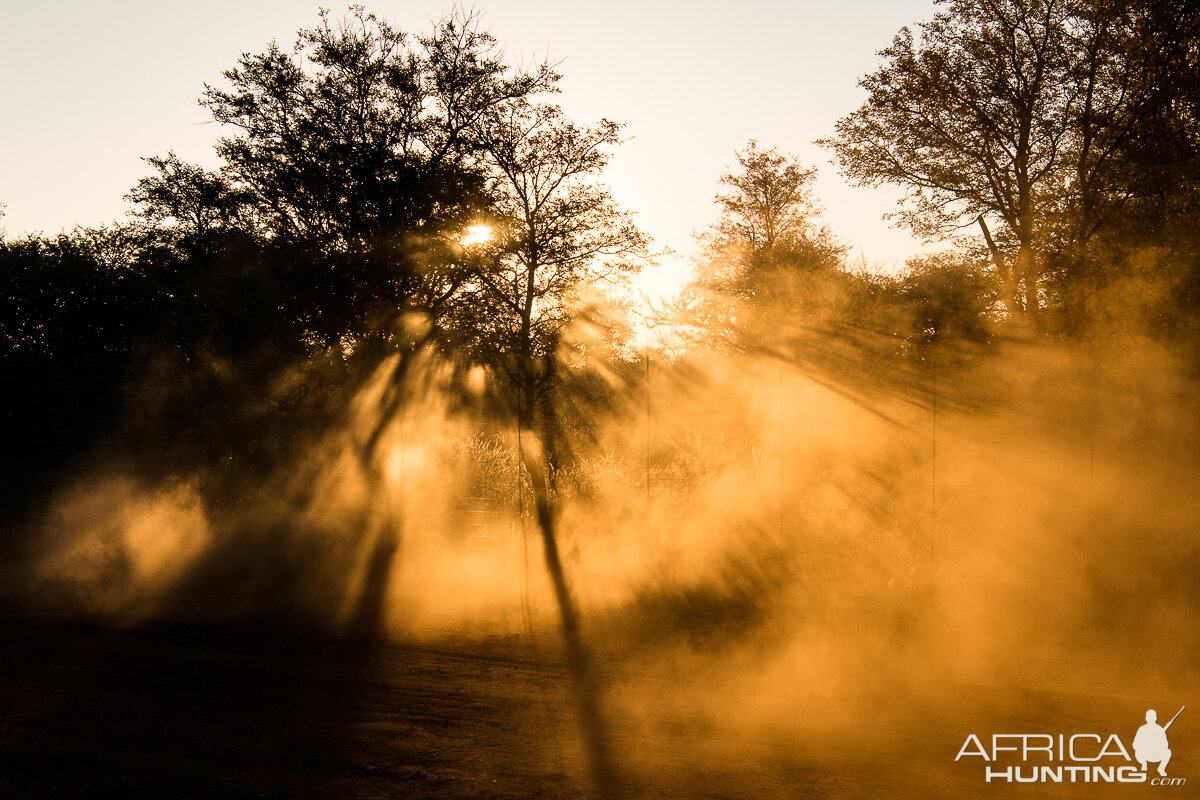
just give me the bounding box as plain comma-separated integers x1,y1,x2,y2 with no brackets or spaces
460,224,494,247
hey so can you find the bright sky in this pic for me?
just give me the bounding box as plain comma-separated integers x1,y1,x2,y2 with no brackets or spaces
0,0,940,299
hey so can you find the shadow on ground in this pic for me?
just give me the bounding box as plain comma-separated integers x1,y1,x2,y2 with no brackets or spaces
0,617,1190,799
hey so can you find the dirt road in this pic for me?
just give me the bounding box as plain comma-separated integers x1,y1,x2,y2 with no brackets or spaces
0,619,1187,798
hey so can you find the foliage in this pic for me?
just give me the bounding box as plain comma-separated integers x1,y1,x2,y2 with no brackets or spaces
125,153,250,253
6,0,1200,532
201,7,557,356
0,228,156,364
452,99,647,416
820,0,1079,321
0,228,164,522
897,252,999,349
682,142,845,350
822,0,1200,330
1048,0,1200,346
710,140,822,252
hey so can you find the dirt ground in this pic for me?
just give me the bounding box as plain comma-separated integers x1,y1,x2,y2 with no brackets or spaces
0,617,1189,799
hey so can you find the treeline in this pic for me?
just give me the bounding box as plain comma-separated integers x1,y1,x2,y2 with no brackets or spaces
674,142,998,367
3,1,1200,527
822,0,1200,339
669,0,1200,377
0,9,642,528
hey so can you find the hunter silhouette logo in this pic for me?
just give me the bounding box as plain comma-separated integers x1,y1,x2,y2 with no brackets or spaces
954,705,1187,785
1134,707,1183,778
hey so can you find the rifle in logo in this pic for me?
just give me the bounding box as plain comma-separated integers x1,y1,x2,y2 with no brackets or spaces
1166,706,1187,731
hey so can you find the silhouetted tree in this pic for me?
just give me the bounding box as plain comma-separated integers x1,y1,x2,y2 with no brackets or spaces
126,153,250,256
123,152,305,368
823,0,1200,334
0,227,162,521
459,100,646,431
200,8,556,364
898,252,998,349
450,96,645,800
683,142,844,349
0,228,154,365
1062,0,1200,243
1047,0,1200,341
821,0,1082,325
711,140,824,253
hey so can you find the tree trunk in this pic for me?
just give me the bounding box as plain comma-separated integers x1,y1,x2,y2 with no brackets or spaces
517,355,621,800
1016,242,1040,328
978,216,1022,316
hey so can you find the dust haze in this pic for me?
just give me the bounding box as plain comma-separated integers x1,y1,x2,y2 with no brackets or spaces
3,3,1199,796
8,311,1198,788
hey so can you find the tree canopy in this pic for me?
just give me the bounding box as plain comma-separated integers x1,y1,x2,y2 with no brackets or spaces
712,140,822,253
822,0,1200,331
200,7,557,357
454,100,646,397
679,141,844,351
5,1,1200,528
820,0,1079,322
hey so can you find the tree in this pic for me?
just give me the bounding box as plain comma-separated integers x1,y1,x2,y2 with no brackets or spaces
711,139,823,252
821,0,1078,324
125,153,249,256
182,10,567,644
451,97,646,800
120,150,317,372
1065,0,1200,241
201,7,556,359
682,141,844,349
461,100,646,428
1048,0,1200,336
0,227,152,365
0,228,163,520
823,0,1200,333
898,252,998,349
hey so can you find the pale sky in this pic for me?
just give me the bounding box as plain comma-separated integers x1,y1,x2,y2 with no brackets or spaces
0,0,940,294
